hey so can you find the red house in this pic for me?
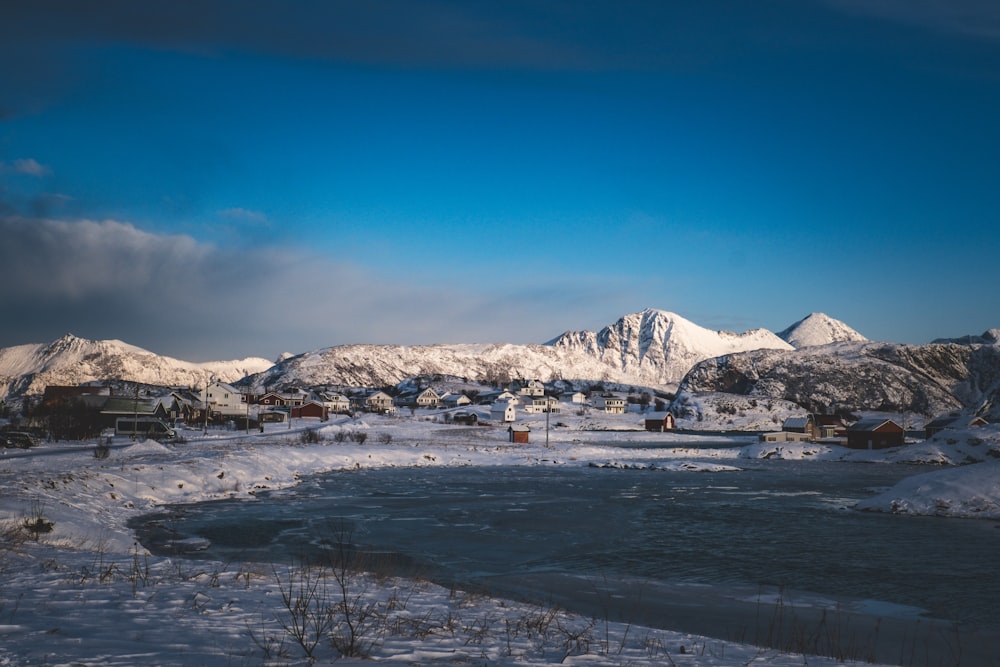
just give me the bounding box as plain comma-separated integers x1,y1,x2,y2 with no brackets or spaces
291,401,329,421
644,412,676,432
846,418,905,450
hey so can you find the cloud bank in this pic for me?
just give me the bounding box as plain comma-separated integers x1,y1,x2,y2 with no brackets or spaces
0,216,622,361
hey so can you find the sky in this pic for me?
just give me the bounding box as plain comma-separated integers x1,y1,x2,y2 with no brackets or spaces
1,0,999,362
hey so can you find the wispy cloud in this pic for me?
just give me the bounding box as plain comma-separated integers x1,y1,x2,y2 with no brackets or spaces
1,158,52,177
822,0,1000,40
217,207,269,225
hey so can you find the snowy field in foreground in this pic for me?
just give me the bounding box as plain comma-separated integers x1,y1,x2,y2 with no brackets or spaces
2,413,998,666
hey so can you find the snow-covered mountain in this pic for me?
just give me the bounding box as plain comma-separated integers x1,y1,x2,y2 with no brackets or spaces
776,312,868,348
546,308,793,386
0,333,273,399
673,340,1000,421
244,310,798,392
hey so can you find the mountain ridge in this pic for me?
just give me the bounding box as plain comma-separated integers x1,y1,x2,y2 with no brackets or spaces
1,313,997,422
0,333,273,399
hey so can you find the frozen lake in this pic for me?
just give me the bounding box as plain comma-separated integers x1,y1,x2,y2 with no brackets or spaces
134,457,1000,665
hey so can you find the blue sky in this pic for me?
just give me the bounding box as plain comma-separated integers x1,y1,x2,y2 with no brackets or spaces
2,1,998,361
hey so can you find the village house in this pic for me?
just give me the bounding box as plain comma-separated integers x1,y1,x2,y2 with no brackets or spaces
352,390,396,414
476,390,519,405
770,414,848,441
510,379,546,397
319,392,351,414
814,414,849,439
560,391,587,404
759,430,812,443
490,399,516,423
290,401,329,421
522,395,560,414
846,418,905,450
205,380,246,418
924,414,989,438
254,392,301,408
782,415,817,439
451,411,478,425
594,394,626,414
441,392,472,409
395,387,441,409
644,412,676,432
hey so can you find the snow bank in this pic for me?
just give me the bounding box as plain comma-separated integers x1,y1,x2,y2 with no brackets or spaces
856,461,1000,519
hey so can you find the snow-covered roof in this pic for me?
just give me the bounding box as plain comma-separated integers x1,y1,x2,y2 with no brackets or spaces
848,418,900,432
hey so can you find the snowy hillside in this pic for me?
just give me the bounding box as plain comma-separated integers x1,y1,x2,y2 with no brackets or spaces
776,312,868,348
674,340,1000,421
0,333,273,399
547,308,793,386
244,342,645,392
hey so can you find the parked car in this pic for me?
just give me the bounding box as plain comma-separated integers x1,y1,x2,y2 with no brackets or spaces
3,431,39,448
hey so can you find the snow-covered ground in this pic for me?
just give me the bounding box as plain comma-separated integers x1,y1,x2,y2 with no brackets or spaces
2,411,998,666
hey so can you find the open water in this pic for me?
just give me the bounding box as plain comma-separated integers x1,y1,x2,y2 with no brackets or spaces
133,456,1000,666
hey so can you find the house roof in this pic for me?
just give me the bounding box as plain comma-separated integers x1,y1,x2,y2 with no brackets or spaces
848,418,901,432
926,415,988,429
782,416,812,429
209,381,239,393
100,397,162,415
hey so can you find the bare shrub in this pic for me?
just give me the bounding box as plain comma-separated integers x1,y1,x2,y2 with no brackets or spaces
22,500,53,541
322,521,384,658
273,563,334,661
299,429,322,444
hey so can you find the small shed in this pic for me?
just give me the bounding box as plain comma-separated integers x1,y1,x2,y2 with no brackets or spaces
846,418,905,450
508,425,530,444
644,412,676,432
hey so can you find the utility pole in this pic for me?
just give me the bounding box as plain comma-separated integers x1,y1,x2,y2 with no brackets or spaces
545,396,550,448
203,376,211,435
132,384,139,440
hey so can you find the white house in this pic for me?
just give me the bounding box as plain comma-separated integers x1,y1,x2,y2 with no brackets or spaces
441,392,472,408
352,390,395,414
490,399,516,423
516,379,546,397
320,392,351,414
205,380,245,417
561,391,587,404
594,394,626,414
522,395,561,414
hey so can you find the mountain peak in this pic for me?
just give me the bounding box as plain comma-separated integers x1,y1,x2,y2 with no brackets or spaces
777,312,868,349
548,309,792,386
